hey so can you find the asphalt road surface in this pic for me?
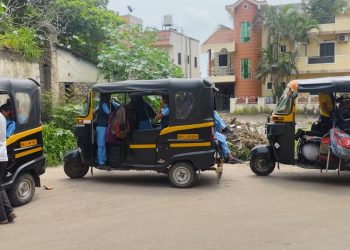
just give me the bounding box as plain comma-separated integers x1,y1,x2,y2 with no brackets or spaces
2,164,350,250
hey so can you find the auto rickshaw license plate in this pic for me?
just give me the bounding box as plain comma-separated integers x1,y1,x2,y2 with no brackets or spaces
177,134,199,140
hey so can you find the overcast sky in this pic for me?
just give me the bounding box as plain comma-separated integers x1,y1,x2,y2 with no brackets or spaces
108,0,301,43
108,0,301,77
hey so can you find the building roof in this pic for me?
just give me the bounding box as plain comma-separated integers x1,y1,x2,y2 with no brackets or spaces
202,25,234,45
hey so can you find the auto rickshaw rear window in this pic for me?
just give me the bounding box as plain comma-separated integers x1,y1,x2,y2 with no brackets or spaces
175,92,194,120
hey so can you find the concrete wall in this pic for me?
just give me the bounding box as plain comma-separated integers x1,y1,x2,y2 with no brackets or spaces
0,50,40,81
57,48,105,84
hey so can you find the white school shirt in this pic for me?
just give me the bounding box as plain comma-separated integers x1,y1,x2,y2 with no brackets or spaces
0,113,8,161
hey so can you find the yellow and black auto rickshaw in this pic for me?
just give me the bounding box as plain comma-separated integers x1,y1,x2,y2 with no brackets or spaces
64,79,222,187
250,76,350,176
0,78,45,206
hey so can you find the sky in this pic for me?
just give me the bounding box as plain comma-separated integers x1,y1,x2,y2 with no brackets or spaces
108,0,301,76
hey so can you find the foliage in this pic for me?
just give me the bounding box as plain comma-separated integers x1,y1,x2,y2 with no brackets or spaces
303,0,348,24
43,123,76,166
255,5,318,99
3,0,123,62
0,1,42,60
98,25,184,81
50,103,81,131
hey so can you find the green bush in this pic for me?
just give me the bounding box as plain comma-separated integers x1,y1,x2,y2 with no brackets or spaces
51,103,81,131
43,123,76,166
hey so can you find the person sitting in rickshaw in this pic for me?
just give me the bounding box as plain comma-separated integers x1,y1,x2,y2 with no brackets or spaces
311,93,334,135
155,95,169,129
128,95,156,130
0,103,15,138
214,111,241,164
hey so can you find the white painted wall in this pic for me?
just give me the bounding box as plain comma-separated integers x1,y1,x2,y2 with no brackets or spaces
169,31,200,78
0,50,40,81
57,48,106,84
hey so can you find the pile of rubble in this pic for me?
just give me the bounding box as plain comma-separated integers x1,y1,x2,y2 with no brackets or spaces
221,116,268,160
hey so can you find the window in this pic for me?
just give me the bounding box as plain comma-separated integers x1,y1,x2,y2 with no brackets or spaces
320,42,335,57
175,92,194,120
240,22,251,43
178,53,181,65
15,93,31,124
243,4,249,10
267,82,272,90
280,45,287,53
194,57,198,68
187,55,190,64
241,58,251,79
219,54,228,67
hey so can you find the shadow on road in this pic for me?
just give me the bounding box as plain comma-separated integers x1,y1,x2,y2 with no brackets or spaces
59,170,219,189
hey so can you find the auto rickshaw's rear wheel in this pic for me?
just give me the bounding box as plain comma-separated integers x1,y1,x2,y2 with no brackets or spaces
8,173,35,207
168,162,195,188
250,155,275,176
64,159,89,179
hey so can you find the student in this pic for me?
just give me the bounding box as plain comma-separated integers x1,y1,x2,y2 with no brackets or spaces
214,111,241,164
155,95,169,129
95,94,119,166
0,103,15,138
0,107,16,224
129,95,156,130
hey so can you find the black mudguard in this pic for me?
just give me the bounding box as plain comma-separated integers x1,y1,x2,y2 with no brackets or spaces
64,149,81,163
250,145,275,161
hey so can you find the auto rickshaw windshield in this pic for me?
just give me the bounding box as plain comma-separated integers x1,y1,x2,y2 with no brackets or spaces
80,94,90,117
274,87,293,114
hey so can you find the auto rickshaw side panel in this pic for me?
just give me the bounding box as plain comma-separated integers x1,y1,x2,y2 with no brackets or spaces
157,123,215,170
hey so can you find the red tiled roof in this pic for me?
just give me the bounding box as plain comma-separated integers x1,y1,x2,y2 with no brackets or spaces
203,26,234,45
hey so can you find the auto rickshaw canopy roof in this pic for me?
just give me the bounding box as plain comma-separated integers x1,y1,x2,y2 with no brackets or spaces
291,76,350,94
92,78,214,93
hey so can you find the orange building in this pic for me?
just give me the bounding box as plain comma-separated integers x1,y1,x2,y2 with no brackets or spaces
202,0,266,101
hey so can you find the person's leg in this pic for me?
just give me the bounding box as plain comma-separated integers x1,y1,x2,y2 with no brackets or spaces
96,126,107,165
0,162,9,222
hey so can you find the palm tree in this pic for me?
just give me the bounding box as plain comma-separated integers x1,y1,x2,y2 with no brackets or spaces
255,5,318,100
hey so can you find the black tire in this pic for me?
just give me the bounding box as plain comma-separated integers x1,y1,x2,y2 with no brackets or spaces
250,155,275,176
168,162,195,188
8,173,35,207
64,158,89,179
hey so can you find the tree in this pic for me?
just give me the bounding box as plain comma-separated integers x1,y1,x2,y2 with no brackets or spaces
255,5,318,99
303,0,348,24
1,0,123,62
98,25,183,81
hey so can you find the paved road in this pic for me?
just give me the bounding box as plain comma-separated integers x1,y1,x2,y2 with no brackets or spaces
2,165,350,250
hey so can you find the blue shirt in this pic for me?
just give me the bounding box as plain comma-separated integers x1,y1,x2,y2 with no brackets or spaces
6,120,15,138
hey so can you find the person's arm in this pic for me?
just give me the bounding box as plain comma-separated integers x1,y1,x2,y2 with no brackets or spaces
156,106,169,120
6,121,15,138
102,103,111,115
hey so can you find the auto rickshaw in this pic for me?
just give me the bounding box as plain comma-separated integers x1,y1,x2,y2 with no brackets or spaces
250,76,350,176
64,79,222,187
0,78,45,206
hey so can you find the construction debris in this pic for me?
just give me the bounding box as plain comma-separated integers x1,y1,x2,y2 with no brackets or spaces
220,114,268,160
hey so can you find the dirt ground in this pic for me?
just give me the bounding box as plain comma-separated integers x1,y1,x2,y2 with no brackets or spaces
2,164,350,250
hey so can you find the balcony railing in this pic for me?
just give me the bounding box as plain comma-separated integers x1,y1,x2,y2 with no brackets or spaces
210,68,234,76
308,56,335,64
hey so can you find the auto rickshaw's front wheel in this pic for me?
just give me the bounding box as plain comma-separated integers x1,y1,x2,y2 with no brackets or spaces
168,162,195,188
8,173,35,207
250,155,275,176
64,159,89,179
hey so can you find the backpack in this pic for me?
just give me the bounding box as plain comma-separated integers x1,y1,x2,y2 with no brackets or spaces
110,105,130,140
330,126,350,159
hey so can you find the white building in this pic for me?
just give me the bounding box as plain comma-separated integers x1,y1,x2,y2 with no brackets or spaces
156,15,200,78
